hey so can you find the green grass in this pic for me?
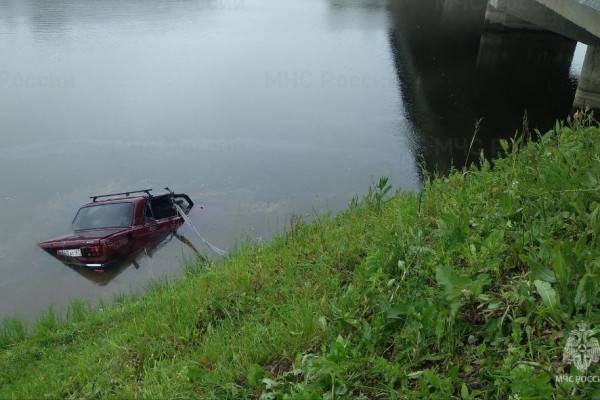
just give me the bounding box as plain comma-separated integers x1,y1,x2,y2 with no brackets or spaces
1,116,600,399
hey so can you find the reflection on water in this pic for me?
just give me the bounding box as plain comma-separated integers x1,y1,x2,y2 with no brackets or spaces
389,0,580,172
0,0,584,320
66,262,135,287
64,233,203,286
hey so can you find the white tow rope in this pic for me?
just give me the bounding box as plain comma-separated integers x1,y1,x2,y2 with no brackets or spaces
174,204,227,256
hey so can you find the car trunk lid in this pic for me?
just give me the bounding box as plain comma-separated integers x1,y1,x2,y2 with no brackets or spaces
38,228,128,249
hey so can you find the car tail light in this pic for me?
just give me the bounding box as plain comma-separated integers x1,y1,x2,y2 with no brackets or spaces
82,245,103,258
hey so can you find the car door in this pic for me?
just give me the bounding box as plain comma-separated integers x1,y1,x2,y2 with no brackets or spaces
150,195,179,238
130,200,162,252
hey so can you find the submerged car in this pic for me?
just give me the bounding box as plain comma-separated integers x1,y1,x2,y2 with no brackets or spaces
38,188,194,269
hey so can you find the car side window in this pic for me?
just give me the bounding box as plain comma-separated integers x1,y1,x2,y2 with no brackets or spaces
149,197,177,220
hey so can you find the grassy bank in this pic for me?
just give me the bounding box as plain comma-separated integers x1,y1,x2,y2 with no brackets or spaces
1,117,600,399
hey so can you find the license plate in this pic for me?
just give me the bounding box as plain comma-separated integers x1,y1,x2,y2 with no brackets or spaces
57,249,82,257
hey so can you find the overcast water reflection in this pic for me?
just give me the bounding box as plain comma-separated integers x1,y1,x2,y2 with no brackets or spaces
0,0,584,319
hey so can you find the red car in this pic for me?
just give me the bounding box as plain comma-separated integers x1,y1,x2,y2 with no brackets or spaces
38,189,194,269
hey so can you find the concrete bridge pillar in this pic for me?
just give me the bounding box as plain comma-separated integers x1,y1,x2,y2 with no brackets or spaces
574,46,600,110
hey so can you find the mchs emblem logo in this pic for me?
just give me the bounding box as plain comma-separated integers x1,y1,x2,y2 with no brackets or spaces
563,323,600,372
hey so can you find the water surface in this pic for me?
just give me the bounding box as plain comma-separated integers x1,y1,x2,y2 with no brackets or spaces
0,0,584,319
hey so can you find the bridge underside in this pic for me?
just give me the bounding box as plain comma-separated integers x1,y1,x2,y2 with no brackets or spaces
483,0,600,109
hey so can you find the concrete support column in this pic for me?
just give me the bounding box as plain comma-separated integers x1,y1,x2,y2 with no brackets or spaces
574,46,600,110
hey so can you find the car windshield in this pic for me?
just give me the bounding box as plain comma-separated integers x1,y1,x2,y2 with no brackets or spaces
72,203,133,230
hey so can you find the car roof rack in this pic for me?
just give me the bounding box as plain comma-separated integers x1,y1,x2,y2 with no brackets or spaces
90,189,153,202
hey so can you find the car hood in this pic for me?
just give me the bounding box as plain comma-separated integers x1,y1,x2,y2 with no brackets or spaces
38,228,129,248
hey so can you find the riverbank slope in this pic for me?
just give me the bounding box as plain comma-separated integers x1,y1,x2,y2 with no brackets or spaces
1,118,600,398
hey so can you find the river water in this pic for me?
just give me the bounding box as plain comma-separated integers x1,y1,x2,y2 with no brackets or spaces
0,0,585,320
